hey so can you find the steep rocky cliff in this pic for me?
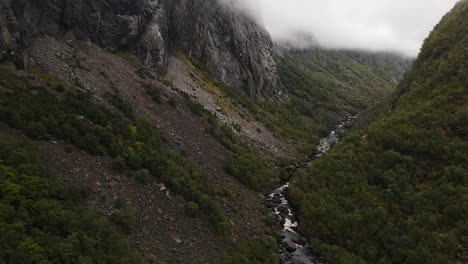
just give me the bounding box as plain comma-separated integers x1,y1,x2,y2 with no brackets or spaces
0,0,279,97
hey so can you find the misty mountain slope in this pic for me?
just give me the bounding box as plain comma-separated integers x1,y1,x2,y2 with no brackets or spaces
290,1,468,263
342,51,413,83
237,48,412,156
0,0,412,159
279,48,411,113
170,45,413,159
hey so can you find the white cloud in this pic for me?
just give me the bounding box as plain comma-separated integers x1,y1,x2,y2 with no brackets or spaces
224,0,460,56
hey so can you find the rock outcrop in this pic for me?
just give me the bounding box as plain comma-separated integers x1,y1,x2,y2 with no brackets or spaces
0,0,280,98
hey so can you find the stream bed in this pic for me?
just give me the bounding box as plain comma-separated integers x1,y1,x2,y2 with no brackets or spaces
266,115,356,264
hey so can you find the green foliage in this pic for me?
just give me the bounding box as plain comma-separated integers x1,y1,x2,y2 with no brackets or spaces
0,135,141,263
117,51,141,67
110,207,137,234
55,84,65,93
184,201,200,217
225,150,278,191
0,67,230,232
28,66,62,87
289,2,468,263
187,99,208,116
222,236,279,264
144,82,162,104
104,92,135,120
134,169,151,185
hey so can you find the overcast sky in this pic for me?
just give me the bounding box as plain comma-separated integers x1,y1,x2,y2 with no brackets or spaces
223,0,460,56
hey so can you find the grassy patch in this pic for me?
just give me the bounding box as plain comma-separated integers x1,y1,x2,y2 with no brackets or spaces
28,66,63,87
117,51,141,67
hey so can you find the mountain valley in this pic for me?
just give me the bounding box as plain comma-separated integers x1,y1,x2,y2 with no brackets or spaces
0,0,466,264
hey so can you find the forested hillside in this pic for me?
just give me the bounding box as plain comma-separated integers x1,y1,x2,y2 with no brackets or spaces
0,134,141,263
290,1,468,263
273,49,411,154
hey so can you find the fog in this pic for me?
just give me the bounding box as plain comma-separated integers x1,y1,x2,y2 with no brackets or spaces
220,0,460,56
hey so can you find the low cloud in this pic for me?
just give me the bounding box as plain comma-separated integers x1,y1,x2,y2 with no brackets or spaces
218,0,262,20
221,0,460,56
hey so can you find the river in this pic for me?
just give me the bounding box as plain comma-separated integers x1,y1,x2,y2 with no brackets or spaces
266,115,356,264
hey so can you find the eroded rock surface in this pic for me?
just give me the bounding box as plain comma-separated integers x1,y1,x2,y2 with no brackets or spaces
0,0,279,97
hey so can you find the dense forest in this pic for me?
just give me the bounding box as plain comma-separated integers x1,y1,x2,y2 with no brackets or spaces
290,1,468,263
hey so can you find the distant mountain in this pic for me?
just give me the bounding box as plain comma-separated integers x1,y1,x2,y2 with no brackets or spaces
290,1,468,263
342,50,413,83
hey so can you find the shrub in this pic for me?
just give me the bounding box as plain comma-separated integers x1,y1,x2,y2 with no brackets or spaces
55,84,65,93
134,169,152,185
110,207,137,234
225,150,278,191
184,201,200,217
168,97,177,106
186,99,208,116
144,82,162,104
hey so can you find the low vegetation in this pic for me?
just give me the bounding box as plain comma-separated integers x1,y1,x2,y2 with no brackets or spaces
144,82,162,104
0,67,231,233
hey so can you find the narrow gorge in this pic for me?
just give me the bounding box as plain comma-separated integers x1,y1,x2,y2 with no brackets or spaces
268,115,355,264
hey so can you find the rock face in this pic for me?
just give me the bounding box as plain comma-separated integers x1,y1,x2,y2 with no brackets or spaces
0,0,279,98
